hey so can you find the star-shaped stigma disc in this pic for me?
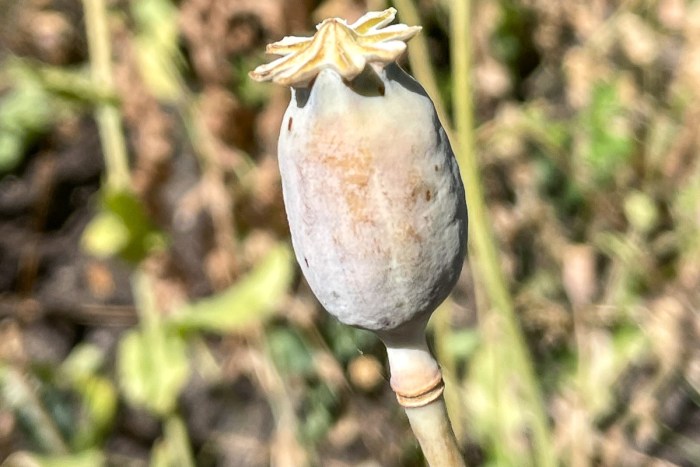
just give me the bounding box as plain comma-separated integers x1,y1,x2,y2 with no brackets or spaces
249,8,421,87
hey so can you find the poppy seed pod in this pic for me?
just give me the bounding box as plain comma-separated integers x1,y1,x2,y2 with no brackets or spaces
252,11,469,464
251,9,467,339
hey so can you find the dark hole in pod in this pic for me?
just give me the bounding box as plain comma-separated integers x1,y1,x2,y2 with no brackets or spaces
293,83,312,108
344,65,387,97
287,117,293,131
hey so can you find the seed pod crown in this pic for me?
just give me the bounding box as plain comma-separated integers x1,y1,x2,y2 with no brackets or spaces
249,8,421,87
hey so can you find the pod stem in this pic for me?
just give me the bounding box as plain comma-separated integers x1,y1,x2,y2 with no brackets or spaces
404,398,466,467
381,328,466,467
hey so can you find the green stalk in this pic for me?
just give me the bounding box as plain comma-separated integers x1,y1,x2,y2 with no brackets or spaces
394,0,450,129
82,0,130,191
449,1,555,466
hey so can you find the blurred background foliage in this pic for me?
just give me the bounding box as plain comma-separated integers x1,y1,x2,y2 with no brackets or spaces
0,0,699,466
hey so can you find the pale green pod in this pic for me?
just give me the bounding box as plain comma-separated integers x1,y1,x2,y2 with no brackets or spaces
251,9,467,335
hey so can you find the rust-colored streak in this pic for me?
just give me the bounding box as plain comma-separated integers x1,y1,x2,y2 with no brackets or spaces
403,223,422,243
408,171,430,205
288,117,293,131
318,149,374,224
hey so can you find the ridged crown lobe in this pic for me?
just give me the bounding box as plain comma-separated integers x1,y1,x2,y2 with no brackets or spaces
249,8,421,87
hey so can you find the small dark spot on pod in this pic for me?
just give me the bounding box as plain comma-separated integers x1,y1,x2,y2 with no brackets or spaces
304,256,309,267
425,190,432,201
288,117,293,131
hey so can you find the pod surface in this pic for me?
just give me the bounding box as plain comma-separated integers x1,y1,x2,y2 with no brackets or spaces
278,64,467,331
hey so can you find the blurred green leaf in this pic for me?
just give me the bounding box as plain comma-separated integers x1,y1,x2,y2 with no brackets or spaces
595,231,640,267
81,211,130,258
523,105,570,151
72,377,117,449
117,327,189,416
299,383,337,443
0,132,24,172
58,344,117,449
60,345,105,380
169,243,293,332
16,61,117,105
0,84,54,172
82,189,167,262
6,57,117,105
150,415,195,467
0,84,53,133
612,324,646,361
464,329,530,466
578,81,634,186
233,55,273,107
118,273,190,415
624,190,659,234
492,0,537,81
325,318,377,363
442,329,480,361
267,327,314,377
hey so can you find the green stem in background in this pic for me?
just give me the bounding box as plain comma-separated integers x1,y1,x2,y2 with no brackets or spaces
394,0,450,130
82,0,131,191
449,1,556,466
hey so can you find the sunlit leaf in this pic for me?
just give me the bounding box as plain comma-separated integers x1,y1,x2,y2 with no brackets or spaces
442,329,480,361
72,376,117,449
57,344,117,449
82,188,167,262
60,344,106,380
299,383,336,443
578,81,634,186
267,327,314,377
117,327,189,416
150,415,195,467
169,243,293,332
81,211,130,258
117,273,190,415
0,83,55,173
0,84,53,134
0,132,24,172
624,190,659,234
